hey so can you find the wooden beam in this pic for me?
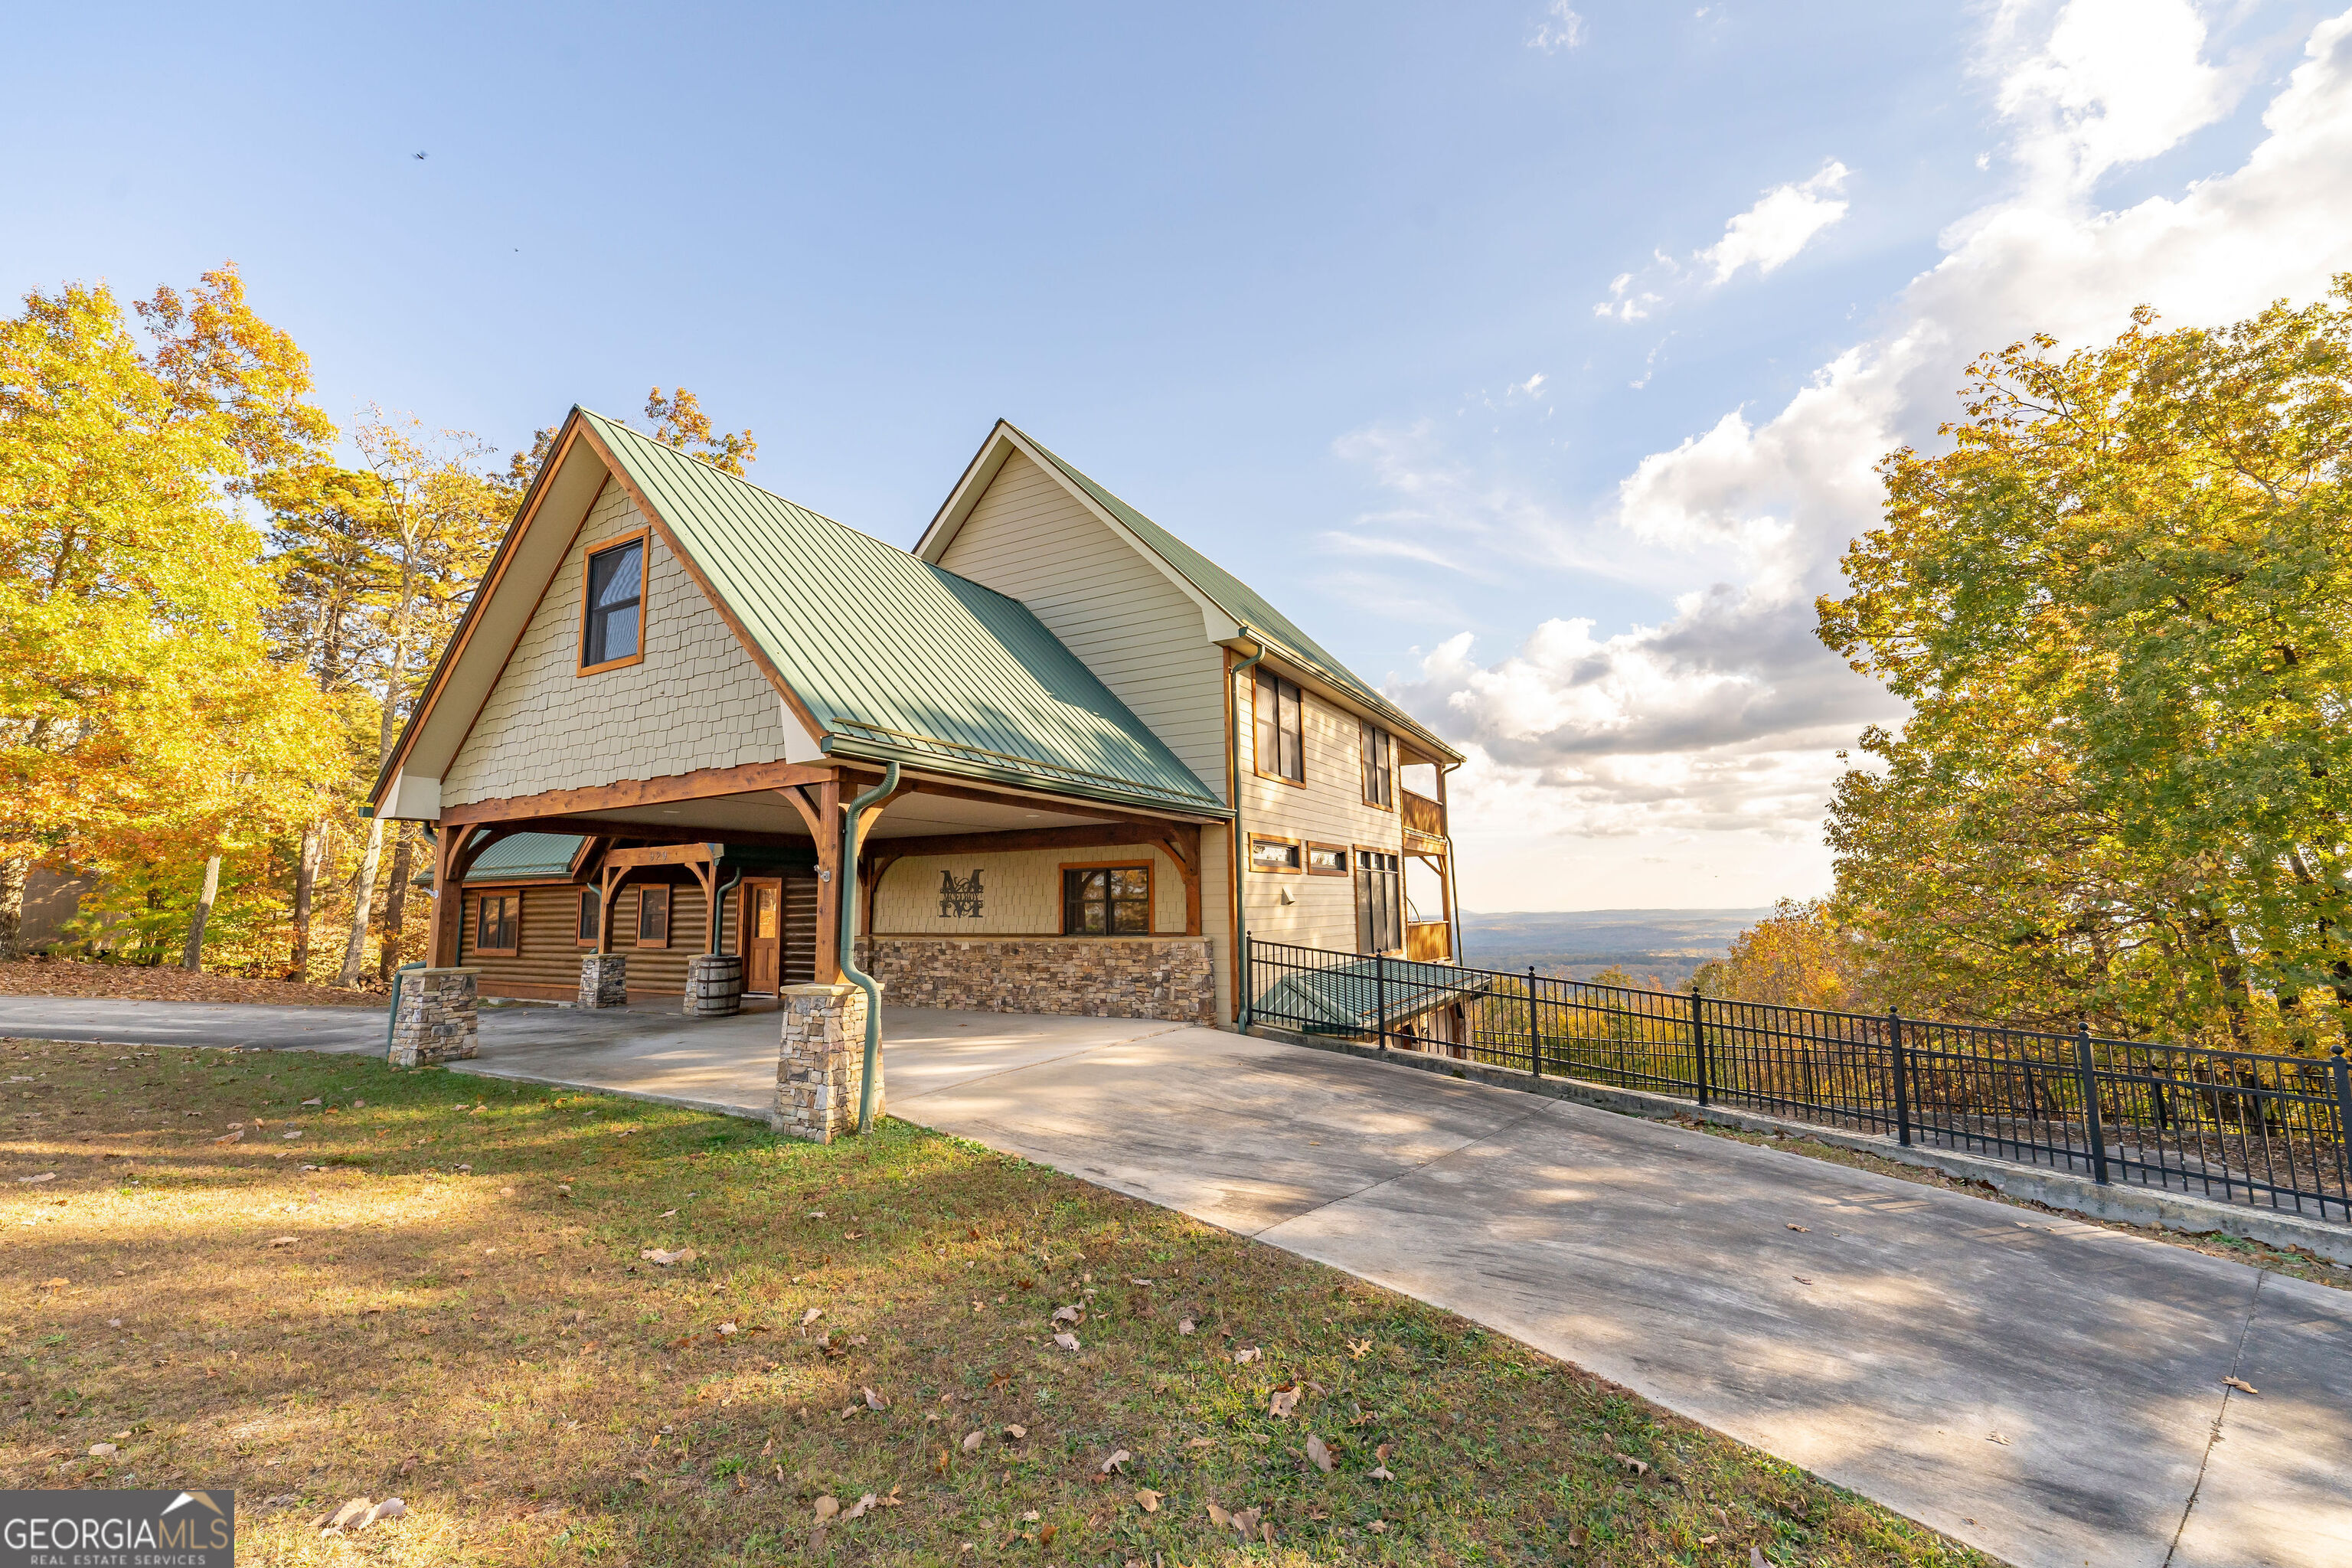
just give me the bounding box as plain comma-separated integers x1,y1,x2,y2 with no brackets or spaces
601,841,717,871
864,822,1169,861
1157,823,1204,937
477,814,816,850
439,761,847,826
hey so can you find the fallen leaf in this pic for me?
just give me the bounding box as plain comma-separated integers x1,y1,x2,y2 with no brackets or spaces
862,1387,887,1410
1305,1433,1334,1473
1039,1522,1059,1545
1004,1423,1027,1439
1178,1318,1196,1335
639,1248,697,1266
1752,1549,1769,1568
716,1322,738,1337
1700,1535,1718,1546
1614,1452,1650,1477
1348,1337,1372,1359
1793,1275,1813,1285
360,1498,405,1530
2223,1377,2260,1396
1129,1276,1152,1285
266,1235,298,1248
1233,1346,1262,1364
658,1209,678,1218
1187,1435,1217,1448
1053,1331,1080,1351
961,1429,984,1452
1987,1431,2011,1446
843,1492,877,1521
1268,1387,1300,1419
1099,1448,1131,1475
212,1130,243,1146
1052,1304,1082,1324
315,1498,373,1534
1786,1223,1810,1233
1135,1487,1161,1512
965,1223,981,1238
813,1494,840,1522
801,1308,823,1326
88,1442,117,1457
1206,1502,1235,1530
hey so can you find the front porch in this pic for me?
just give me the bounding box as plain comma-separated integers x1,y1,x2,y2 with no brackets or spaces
428,759,1228,1027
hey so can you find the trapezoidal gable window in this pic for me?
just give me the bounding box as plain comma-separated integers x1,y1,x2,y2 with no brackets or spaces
1253,670,1305,785
473,892,520,957
580,534,646,674
1063,864,1152,936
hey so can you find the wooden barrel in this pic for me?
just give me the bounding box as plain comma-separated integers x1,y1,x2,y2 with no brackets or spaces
685,953,746,1018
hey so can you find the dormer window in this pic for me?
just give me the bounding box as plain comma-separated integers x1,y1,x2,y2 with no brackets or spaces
580,534,645,673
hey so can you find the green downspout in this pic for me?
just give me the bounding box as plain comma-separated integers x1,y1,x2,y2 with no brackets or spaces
1439,758,1465,966
840,761,900,1135
1227,632,1264,1029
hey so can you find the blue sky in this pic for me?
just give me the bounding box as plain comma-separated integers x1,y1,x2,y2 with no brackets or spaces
10,2,2352,910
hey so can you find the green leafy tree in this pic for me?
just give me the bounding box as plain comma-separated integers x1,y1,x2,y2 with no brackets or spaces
1818,279,2352,1049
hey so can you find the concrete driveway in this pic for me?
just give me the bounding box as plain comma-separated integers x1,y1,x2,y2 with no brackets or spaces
4,995,2344,1568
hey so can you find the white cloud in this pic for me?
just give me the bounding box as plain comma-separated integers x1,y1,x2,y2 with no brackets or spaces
1699,160,1852,283
1370,1,2352,910
1529,2,1584,53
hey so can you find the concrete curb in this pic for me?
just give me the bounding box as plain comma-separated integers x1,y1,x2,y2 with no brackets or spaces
1246,1021,2352,1266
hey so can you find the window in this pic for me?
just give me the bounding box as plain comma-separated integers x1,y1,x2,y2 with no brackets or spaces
1361,720,1395,808
1305,842,1348,876
1253,670,1305,783
1063,864,1152,935
474,892,520,956
1249,835,1302,872
576,888,600,946
635,884,671,947
580,536,645,671
1354,850,1402,955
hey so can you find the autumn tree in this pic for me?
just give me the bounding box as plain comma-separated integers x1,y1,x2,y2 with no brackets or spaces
1691,900,1872,1011
642,387,756,474
1817,279,2352,1048
0,272,342,962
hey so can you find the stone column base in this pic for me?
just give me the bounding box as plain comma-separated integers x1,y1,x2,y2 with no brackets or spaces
579,952,629,1008
390,968,480,1067
686,953,746,1018
775,982,880,1143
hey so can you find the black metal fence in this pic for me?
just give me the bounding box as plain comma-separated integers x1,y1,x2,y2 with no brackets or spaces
1244,937,2352,1224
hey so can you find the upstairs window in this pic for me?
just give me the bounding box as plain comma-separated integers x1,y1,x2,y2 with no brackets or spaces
1063,865,1152,935
581,536,645,672
1361,720,1395,808
1253,670,1305,784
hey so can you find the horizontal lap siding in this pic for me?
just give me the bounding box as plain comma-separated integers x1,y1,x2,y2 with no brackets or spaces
1239,681,1406,955
938,452,1227,802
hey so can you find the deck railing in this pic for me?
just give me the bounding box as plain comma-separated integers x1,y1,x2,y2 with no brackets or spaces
1400,789,1445,841
1243,937,2352,1224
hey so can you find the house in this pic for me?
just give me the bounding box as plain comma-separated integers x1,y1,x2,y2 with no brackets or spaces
370,409,1463,1027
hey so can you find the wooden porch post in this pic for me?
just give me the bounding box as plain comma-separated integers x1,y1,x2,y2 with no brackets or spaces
811,777,842,982
429,825,516,967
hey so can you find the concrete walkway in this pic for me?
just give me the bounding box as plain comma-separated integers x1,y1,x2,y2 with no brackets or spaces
2,996,2343,1568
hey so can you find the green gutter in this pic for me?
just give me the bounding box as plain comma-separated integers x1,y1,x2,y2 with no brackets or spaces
839,762,900,1135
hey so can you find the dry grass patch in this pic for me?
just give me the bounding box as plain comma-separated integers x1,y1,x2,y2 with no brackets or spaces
0,958,384,1007
2,1037,1994,1566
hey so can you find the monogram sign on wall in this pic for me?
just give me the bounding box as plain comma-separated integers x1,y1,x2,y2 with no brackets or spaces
938,868,985,919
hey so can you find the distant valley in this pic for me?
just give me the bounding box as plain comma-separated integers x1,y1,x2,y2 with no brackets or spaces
1457,908,1772,990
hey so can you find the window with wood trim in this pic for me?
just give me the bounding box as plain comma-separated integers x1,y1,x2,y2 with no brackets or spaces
1360,720,1396,808
1354,850,1402,955
580,536,645,672
577,888,600,946
1249,834,1302,872
474,892,520,957
635,884,671,947
1253,670,1305,783
1062,864,1151,936
1305,842,1348,876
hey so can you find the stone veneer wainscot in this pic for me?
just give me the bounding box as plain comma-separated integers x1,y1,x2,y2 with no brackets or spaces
854,935,1214,1027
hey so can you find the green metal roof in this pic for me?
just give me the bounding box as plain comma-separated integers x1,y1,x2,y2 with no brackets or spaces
462,833,583,883
1251,956,1492,1033
581,411,1228,818
1006,426,1462,763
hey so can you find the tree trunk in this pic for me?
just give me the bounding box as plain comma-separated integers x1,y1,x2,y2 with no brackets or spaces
289,822,322,982
0,854,27,961
182,855,222,972
377,826,414,984
337,816,385,987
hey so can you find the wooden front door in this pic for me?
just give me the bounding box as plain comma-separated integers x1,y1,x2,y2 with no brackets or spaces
740,877,784,992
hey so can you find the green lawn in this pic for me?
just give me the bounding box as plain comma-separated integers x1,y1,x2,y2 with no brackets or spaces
2,1036,1994,1566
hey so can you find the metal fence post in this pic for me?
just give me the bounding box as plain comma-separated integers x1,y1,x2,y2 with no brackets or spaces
2075,1022,2110,1184
1690,986,1710,1108
1240,933,1255,1031
2331,1047,2352,1195
1527,966,1542,1077
1888,1008,1912,1148
1374,952,1390,1054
